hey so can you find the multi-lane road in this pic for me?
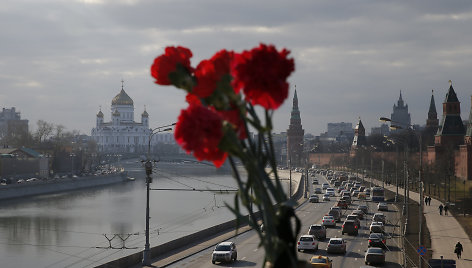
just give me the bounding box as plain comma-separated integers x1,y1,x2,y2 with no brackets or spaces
165,173,403,267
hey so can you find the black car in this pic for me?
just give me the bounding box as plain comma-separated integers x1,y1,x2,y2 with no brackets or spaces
342,220,358,235
368,233,386,248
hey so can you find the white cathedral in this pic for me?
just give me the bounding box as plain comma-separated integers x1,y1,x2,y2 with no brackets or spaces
91,84,174,153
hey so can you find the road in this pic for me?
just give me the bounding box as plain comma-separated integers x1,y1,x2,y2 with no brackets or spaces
165,173,403,268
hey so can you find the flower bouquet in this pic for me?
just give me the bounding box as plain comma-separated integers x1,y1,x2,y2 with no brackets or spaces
151,44,301,267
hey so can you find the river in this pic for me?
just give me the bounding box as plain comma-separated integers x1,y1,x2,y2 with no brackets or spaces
0,159,241,268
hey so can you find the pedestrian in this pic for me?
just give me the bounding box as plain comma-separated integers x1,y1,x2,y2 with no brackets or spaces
444,204,449,215
425,196,428,205
455,241,463,259
439,204,443,215
428,196,432,206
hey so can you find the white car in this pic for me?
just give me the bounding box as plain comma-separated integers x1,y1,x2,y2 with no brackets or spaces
322,215,336,227
369,221,385,233
377,202,388,211
211,241,237,264
326,188,335,196
297,235,319,252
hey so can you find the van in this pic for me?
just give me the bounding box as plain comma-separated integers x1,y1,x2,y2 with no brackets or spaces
328,208,341,222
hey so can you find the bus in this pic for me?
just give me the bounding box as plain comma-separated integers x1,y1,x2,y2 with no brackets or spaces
371,187,385,202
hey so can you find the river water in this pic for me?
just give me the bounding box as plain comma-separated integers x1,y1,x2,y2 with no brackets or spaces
0,159,242,268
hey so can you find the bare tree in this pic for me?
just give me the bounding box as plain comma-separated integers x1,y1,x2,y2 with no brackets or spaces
35,120,54,143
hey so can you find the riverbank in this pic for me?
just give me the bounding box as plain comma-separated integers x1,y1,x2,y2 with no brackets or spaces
0,172,129,201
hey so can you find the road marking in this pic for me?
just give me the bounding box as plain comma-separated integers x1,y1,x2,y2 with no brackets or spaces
253,248,258,252
241,257,246,260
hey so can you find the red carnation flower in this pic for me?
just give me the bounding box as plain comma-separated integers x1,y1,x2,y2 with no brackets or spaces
151,46,193,85
217,108,247,140
174,104,227,167
232,44,295,110
192,50,234,98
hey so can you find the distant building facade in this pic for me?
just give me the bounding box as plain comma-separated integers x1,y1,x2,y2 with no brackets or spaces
327,122,354,142
391,91,411,130
287,90,304,167
91,83,151,153
0,107,28,140
371,124,390,136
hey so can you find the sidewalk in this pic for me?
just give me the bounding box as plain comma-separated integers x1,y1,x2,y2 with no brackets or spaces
367,177,472,267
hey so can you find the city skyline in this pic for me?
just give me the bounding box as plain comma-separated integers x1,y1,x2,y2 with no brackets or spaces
1,0,471,136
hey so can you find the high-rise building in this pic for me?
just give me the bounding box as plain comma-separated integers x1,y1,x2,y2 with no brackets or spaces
286,89,304,167
0,107,28,140
391,91,411,130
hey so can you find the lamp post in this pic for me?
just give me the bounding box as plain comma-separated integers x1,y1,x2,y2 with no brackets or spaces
380,116,423,268
70,153,76,175
142,123,175,267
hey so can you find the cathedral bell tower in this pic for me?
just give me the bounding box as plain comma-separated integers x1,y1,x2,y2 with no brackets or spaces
286,88,305,167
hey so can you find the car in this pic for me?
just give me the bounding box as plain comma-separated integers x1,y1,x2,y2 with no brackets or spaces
352,209,364,220
26,178,38,182
313,179,319,184
310,255,333,268
322,183,329,190
352,190,360,197
314,187,323,194
357,205,369,214
337,186,345,193
369,221,385,233
345,214,361,227
326,238,347,254
368,233,387,248
308,224,327,240
211,241,237,264
297,235,318,252
340,195,351,205
336,200,349,209
365,247,385,265
359,186,366,192
17,179,25,184
322,193,331,201
342,220,359,235
322,216,336,227
309,194,320,203
373,213,386,224
358,192,366,200
377,202,388,211
326,188,335,196
328,208,341,222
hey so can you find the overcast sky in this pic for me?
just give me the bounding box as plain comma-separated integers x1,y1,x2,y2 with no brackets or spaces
1,0,471,136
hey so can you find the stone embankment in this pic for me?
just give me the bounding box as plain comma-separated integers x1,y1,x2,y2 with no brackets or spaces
0,173,128,200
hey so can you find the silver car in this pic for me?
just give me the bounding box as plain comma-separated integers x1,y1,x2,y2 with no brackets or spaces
322,216,336,227
211,241,237,264
369,221,385,233
326,237,347,254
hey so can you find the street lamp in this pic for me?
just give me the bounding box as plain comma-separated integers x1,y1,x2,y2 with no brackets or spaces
142,123,175,267
380,116,424,268
70,153,76,175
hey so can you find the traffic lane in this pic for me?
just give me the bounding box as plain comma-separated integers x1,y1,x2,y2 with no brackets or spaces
165,176,336,267
165,229,264,268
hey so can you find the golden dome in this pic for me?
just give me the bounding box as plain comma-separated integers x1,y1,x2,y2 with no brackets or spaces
97,110,104,117
142,109,149,117
112,89,134,106
112,109,120,116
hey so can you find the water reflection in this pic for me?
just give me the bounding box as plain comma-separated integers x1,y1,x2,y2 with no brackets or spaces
0,160,238,268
